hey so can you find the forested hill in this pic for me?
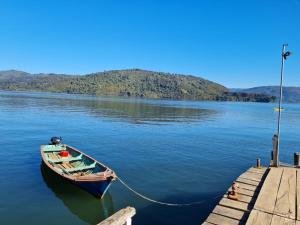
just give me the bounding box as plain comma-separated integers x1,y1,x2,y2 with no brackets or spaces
232,86,300,103
0,69,275,102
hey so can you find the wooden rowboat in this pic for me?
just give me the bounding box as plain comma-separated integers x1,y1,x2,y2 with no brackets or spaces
41,140,116,198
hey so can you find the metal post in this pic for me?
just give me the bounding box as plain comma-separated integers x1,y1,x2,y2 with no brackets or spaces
294,152,300,167
274,44,288,167
256,158,261,168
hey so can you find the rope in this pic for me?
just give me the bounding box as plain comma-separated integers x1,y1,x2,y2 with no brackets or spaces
117,176,222,207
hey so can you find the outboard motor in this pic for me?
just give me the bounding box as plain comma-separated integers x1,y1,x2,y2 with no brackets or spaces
50,136,62,145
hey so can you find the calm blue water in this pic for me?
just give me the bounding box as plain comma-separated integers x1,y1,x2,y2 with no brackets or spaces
0,91,300,225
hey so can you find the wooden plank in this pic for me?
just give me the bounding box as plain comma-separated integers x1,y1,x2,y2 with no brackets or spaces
56,164,65,170
98,207,136,225
297,169,300,220
223,194,252,204
62,162,73,169
56,153,61,159
237,194,253,204
201,222,214,225
235,182,258,191
219,198,251,211
60,163,67,169
213,205,249,221
243,171,264,178
48,153,56,160
296,221,300,225
247,167,267,174
206,213,241,225
228,187,257,197
254,167,283,214
274,168,296,219
270,215,295,225
245,209,272,225
240,173,264,182
236,177,260,186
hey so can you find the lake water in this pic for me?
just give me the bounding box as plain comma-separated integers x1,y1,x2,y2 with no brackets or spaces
1,91,300,225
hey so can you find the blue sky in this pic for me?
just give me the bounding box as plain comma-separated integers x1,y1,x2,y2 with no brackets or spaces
0,0,299,88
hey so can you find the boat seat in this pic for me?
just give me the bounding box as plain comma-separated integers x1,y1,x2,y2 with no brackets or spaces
47,154,83,163
47,153,57,161
64,162,97,173
44,145,66,152
62,162,73,169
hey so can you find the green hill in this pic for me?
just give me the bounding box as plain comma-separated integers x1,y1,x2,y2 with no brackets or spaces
0,69,275,102
232,86,300,103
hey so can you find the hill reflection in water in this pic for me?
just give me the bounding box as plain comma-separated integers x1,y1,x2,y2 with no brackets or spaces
0,91,219,125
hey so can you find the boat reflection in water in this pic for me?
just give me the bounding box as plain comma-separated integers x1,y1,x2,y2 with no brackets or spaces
41,163,114,225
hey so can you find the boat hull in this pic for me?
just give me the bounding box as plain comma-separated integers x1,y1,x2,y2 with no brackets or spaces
72,179,112,198
42,161,112,198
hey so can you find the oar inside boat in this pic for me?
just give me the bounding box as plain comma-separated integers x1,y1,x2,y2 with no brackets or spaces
41,137,116,198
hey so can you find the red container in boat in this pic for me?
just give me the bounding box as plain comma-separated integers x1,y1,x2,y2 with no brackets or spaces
59,151,69,157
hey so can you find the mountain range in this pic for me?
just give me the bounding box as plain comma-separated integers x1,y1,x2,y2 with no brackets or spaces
232,86,300,103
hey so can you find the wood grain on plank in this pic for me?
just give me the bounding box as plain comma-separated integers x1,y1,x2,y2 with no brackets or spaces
240,173,264,182
236,177,260,186
245,209,272,225
235,182,258,191
254,167,283,214
243,170,264,177
247,167,267,174
206,213,241,225
213,205,249,221
270,215,295,225
223,194,252,204
48,153,56,160
62,162,73,169
274,168,296,219
219,198,251,211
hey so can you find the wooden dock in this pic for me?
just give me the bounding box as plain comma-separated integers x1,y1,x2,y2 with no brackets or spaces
98,206,136,225
202,166,268,225
203,166,300,225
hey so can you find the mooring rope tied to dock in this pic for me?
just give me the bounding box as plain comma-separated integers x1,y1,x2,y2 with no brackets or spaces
117,176,223,206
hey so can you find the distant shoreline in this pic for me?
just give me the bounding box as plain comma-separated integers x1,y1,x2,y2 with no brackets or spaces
0,89,278,105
